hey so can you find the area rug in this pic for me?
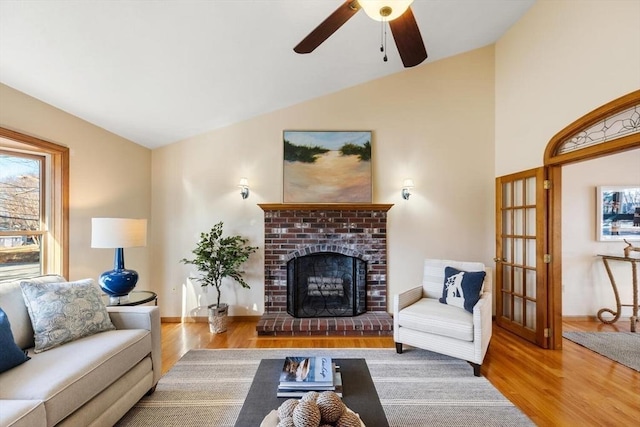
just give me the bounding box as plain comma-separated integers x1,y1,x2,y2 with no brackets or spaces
562,331,640,372
116,348,533,426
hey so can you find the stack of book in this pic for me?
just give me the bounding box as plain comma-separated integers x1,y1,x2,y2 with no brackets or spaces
277,356,343,398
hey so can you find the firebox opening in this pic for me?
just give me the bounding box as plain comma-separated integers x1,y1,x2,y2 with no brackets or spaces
287,252,366,318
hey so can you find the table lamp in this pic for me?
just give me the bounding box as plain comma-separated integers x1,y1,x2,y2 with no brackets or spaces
91,218,147,301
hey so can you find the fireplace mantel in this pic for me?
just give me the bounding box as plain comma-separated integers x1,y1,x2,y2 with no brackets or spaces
259,203,393,212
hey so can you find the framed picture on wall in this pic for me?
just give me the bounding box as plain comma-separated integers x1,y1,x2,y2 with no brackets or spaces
283,131,372,203
596,185,640,241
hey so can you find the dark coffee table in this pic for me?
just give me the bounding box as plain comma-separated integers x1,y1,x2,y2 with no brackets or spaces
234,358,388,427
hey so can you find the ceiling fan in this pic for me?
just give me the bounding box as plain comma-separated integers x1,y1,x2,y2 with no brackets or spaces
294,0,427,68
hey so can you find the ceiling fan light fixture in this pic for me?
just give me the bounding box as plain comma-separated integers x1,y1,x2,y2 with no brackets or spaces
358,0,414,21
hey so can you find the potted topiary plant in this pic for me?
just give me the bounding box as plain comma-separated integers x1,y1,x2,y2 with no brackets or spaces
181,221,258,333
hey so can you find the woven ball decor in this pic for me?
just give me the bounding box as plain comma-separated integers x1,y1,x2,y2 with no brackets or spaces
275,391,363,427
292,401,321,427
316,391,345,423
301,391,320,402
278,417,295,427
335,411,361,427
278,399,299,420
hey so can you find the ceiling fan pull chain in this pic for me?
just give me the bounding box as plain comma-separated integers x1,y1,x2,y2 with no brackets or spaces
383,20,388,62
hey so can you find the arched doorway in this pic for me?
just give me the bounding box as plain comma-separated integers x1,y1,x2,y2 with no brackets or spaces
494,90,640,349
545,90,640,348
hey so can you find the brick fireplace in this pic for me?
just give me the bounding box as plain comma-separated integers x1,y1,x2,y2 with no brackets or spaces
257,203,393,336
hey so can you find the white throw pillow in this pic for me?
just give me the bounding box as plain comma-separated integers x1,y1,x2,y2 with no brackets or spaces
20,278,115,353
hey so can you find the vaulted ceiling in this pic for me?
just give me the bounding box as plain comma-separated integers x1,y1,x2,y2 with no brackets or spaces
0,1,535,148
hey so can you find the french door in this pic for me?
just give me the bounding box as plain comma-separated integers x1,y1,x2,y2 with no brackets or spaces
495,167,550,347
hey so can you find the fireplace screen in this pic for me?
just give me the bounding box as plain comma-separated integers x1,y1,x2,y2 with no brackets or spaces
287,253,366,318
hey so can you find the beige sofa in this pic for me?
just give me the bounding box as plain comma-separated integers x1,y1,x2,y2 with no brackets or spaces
0,275,161,427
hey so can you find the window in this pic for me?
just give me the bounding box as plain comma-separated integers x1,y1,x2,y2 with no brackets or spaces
0,152,43,277
0,128,68,281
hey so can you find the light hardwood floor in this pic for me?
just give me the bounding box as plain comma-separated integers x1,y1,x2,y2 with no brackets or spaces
160,319,639,427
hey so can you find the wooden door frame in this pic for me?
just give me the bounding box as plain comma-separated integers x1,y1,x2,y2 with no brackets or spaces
543,90,640,349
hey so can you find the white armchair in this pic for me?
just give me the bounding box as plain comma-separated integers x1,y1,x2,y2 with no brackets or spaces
393,259,493,376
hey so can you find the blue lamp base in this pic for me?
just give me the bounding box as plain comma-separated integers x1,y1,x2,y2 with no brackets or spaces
99,269,138,296
99,248,139,298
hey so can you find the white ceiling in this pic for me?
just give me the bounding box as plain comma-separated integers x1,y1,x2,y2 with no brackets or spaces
0,0,535,149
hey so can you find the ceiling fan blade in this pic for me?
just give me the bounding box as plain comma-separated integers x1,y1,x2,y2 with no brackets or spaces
294,0,360,54
389,7,428,68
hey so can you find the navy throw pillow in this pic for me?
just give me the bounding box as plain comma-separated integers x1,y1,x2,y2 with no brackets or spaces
439,266,486,313
0,307,30,373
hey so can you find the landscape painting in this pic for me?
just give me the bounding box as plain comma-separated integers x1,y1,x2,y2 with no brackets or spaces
283,131,372,203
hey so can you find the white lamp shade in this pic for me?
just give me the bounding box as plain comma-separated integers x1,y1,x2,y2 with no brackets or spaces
238,177,249,187
402,178,415,188
91,218,147,248
359,0,414,21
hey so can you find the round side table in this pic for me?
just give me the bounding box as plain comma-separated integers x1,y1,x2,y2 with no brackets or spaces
102,290,158,306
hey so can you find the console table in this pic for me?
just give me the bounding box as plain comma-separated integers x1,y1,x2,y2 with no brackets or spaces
596,255,638,332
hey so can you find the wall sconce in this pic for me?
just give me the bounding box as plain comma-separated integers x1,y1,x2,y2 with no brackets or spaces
238,178,250,199
402,178,414,200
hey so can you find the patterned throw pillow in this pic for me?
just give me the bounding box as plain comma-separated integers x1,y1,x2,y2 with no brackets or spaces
0,307,30,372
439,266,486,313
20,278,115,353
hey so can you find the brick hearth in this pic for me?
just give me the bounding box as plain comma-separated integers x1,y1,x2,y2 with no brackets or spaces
258,203,393,336
256,312,393,336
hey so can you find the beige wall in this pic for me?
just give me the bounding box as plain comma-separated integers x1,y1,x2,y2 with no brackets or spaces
562,149,640,317
0,83,152,287
495,0,640,176
153,46,496,318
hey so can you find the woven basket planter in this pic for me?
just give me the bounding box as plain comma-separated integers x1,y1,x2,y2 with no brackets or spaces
208,303,228,333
